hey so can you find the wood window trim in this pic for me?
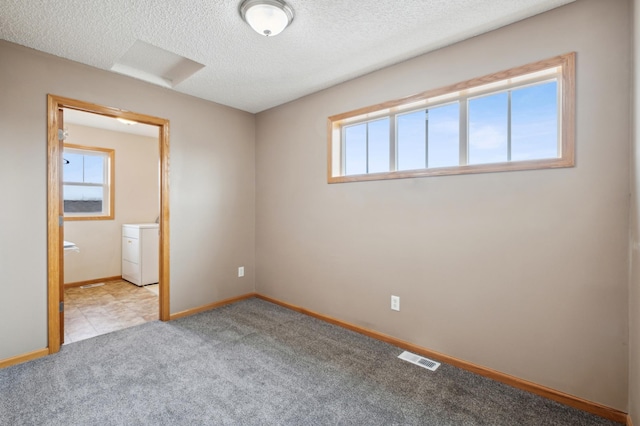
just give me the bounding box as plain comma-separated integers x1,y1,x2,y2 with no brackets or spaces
63,143,115,221
327,52,575,183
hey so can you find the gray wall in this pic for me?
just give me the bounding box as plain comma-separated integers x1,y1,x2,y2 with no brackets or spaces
255,0,630,410
0,40,256,360
630,0,639,422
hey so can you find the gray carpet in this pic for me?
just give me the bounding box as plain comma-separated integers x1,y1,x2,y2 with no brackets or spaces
0,298,620,425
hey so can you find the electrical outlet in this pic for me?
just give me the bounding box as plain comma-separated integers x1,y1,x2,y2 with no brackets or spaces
238,266,245,277
391,295,400,311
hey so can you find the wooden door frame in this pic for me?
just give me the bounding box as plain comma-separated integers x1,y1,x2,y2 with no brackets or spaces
46,94,171,354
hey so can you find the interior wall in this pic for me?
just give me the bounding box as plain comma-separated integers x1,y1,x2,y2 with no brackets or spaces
63,123,159,284
255,0,630,410
630,0,640,422
0,40,256,360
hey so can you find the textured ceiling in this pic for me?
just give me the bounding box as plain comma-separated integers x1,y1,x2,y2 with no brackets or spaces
0,0,575,113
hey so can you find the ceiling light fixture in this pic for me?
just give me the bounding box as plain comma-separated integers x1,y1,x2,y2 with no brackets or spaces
116,118,138,125
240,0,294,37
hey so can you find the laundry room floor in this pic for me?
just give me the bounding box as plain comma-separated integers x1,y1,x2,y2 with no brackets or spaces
63,279,158,344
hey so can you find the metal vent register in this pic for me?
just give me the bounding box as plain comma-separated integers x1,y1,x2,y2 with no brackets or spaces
398,351,441,371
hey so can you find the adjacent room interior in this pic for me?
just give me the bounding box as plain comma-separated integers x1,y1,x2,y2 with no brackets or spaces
0,0,638,424
61,110,161,343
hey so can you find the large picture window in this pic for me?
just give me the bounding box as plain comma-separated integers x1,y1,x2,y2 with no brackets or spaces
328,53,575,183
63,144,115,220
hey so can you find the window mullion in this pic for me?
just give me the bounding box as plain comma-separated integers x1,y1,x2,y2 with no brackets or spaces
103,156,109,215
365,123,369,174
424,109,429,169
341,127,346,175
507,91,512,161
389,113,396,172
557,78,563,157
459,100,468,166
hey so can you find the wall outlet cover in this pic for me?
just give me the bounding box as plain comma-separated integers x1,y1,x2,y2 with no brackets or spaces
391,295,400,311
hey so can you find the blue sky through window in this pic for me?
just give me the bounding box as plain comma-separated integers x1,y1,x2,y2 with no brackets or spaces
468,92,509,164
344,118,389,175
427,103,459,168
63,151,105,201
398,110,426,171
344,125,366,175
343,80,558,175
469,81,557,164
512,81,558,160
368,119,389,173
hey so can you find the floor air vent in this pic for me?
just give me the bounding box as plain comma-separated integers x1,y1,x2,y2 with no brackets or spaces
398,351,441,371
80,283,105,289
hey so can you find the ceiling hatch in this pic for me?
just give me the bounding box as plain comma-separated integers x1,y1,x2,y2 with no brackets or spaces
111,40,205,88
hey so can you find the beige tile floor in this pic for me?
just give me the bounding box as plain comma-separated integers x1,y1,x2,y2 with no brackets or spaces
63,279,158,344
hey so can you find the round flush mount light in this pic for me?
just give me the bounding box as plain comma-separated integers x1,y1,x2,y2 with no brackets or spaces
116,118,138,125
240,0,294,37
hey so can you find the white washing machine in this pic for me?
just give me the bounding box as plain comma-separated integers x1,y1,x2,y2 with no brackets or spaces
122,223,159,286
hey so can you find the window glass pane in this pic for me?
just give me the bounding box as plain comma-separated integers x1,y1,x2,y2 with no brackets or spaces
344,124,366,175
368,118,390,173
63,151,105,184
63,152,84,182
63,185,103,213
511,81,558,161
397,110,426,171
468,92,508,165
428,103,460,168
83,154,104,184
331,55,573,183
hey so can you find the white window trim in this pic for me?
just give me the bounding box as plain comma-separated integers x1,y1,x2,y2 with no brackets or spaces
327,52,575,183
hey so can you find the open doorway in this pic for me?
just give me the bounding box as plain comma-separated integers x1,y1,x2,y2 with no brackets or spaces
62,109,160,343
47,95,171,354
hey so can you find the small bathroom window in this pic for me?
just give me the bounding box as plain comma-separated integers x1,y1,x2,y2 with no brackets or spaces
63,144,115,220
